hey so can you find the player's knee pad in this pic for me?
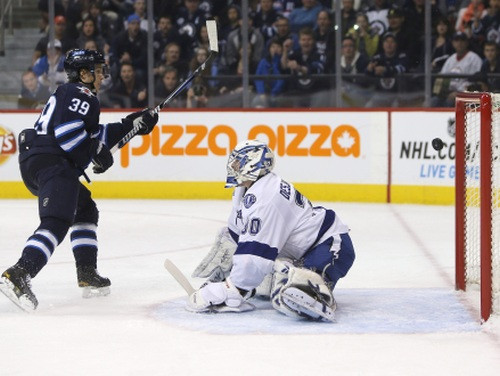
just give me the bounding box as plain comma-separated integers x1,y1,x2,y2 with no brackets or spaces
270,259,335,321
39,216,71,244
74,199,99,225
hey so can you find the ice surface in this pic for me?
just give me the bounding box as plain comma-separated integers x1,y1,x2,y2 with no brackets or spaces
0,199,499,376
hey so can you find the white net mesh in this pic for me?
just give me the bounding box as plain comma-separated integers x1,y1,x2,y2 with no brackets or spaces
463,101,481,284
491,94,500,313
462,94,500,314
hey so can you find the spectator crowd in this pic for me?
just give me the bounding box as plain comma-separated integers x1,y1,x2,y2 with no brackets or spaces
18,0,500,109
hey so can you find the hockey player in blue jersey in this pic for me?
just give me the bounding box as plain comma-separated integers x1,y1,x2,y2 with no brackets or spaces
0,49,158,311
189,140,355,322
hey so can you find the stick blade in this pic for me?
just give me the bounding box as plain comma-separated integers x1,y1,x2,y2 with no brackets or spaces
206,19,219,53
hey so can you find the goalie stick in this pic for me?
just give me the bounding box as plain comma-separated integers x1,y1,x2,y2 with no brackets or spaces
164,259,255,313
164,259,196,295
110,20,219,154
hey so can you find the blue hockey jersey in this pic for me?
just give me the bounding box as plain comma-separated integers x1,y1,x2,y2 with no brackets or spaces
22,82,134,170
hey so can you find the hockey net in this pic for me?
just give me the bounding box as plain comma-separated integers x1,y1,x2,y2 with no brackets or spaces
455,92,500,322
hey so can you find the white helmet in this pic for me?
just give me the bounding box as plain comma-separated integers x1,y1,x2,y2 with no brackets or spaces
225,140,275,188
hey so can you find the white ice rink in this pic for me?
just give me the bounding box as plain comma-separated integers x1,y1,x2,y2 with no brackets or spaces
1,199,499,376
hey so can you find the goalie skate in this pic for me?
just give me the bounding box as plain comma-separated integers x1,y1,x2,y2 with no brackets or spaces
0,266,38,312
281,287,336,322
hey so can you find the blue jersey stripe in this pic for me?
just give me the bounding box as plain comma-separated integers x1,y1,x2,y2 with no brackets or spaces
235,241,278,261
313,207,336,245
228,228,239,243
99,123,108,145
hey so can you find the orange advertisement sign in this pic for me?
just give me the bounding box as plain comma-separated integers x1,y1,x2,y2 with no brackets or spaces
120,123,361,167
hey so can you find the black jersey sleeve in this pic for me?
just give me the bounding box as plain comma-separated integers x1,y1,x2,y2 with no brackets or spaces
98,117,136,150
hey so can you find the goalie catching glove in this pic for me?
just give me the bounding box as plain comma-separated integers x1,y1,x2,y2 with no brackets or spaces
187,278,255,313
126,109,159,135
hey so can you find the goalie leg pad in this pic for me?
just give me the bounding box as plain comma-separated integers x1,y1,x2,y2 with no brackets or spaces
192,227,237,282
280,287,336,322
255,272,272,298
271,260,336,322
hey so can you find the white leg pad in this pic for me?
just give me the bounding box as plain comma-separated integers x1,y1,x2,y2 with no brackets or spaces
271,260,336,322
280,287,336,322
255,272,272,297
192,227,237,281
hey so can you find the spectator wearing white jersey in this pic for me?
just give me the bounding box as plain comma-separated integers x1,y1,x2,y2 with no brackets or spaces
187,140,355,322
431,31,483,107
363,0,390,36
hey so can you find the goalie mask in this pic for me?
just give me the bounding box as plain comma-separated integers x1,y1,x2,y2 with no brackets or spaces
225,140,275,188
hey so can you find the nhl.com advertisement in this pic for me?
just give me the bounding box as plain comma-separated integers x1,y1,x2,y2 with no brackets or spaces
391,111,458,187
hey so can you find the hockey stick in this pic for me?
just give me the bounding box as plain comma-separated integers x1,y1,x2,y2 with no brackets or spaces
110,20,219,154
164,258,196,295
165,259,256,313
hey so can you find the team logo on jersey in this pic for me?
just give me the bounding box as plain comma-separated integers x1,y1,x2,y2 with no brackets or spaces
0,126,17,167
78,85,94,97
243,194,256,208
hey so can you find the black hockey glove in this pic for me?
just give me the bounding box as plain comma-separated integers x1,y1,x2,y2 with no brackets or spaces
126,109,159,135
125,108,149,121
92,141,114,174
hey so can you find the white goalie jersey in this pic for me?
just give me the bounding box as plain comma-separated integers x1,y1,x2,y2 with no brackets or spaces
227,172,349,291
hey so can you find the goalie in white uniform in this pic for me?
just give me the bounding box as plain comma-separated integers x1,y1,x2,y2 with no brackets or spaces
188,140,355,321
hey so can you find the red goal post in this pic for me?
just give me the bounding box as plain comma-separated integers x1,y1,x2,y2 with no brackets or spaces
455,92,500,322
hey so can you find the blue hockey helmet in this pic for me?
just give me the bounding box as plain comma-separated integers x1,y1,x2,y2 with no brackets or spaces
225,140,275,188
64,49,109,82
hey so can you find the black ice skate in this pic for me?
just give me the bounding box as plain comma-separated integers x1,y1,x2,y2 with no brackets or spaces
0,265,38,312
77,266,111,298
